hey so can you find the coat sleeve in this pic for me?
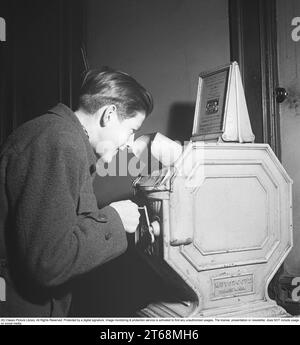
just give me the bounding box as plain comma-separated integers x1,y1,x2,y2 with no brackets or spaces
6,132,128,287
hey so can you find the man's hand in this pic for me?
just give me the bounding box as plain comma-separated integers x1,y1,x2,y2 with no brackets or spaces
109,200,140,233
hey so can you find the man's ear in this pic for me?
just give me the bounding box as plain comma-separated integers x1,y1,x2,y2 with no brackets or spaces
99,105,117,127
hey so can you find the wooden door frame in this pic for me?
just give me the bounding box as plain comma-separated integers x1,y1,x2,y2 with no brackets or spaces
229,0,281,159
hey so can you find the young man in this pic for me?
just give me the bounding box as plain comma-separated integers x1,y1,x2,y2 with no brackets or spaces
0,68,153,316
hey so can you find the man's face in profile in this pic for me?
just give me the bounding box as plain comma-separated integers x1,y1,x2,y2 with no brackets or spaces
96,110,146,163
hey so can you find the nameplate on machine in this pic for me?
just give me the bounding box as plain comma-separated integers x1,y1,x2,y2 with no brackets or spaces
212,274,254,299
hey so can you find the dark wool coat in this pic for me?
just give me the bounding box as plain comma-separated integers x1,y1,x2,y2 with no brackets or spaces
0,103,127,316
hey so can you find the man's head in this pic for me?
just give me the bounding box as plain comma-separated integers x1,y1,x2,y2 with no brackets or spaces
77,67,153,163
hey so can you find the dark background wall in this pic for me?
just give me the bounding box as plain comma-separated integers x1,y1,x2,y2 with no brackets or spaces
86,0,230,141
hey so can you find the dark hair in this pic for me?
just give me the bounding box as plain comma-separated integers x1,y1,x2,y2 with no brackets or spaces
79,67,153,119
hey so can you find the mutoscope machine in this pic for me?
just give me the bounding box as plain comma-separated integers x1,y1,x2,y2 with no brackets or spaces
132,62,293,318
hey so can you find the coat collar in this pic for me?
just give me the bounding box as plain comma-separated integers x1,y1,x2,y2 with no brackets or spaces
48,103,84,134
48,103,97,170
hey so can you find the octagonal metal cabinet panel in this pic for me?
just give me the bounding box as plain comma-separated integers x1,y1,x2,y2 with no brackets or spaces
162,143,293,316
